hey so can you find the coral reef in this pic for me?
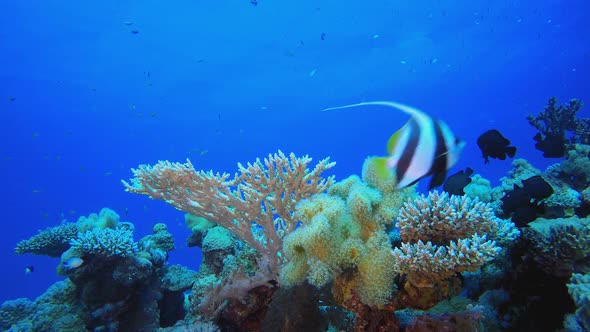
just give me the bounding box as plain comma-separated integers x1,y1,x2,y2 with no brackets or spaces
567,272,590,331
524,217,590,278
4,209,204,332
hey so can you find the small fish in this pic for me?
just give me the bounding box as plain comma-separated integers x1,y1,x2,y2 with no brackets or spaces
131,30,139,34
372,34,380,39
533,132,565,158
250,0,258,6
477,129,516,163
63,257,84,271
309,69,317,77
124,21,133,26
25,265,34,275
8,97,16,102
323,101,465,189
321,32,326,40
443,167,474,196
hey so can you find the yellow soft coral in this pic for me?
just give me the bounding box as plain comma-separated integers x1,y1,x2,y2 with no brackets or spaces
280,158,415,307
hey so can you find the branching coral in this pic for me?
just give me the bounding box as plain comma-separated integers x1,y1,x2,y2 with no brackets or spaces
392,191,516,287
70,227,138,258
123,150,335,278
527,97,589,157
396,191,498,243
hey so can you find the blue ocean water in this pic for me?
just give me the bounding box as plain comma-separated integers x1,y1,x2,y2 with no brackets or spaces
0,0,588,307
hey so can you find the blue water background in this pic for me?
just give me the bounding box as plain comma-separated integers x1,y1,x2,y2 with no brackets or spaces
1,0,588,302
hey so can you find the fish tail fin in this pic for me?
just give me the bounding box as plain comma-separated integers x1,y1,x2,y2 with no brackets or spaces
507,146,517,157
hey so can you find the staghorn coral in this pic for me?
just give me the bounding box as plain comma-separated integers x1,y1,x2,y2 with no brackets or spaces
70,227,138,258
392,191,517,287
567,273,590,331
123,150,335,279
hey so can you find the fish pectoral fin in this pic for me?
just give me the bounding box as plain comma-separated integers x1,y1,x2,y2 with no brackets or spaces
387,122,408,155
366,156,391,181
429,170,447,190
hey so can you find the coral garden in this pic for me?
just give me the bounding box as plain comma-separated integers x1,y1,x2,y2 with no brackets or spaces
3,98,590,331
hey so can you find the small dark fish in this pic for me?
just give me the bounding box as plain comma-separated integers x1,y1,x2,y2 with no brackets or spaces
8,97,16,102
250,0,258,6
25,265,34,275
533,133,565,158
443,167,473,196
218,113,221,121
131,30,139,34
321,32,326,40
501,175,553,225
477,129,516,163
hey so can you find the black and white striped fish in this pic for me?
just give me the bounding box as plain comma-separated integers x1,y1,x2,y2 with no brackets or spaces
323,101,465,189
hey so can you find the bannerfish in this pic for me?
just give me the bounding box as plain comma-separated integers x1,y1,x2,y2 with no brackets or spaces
477,129,516,163
63,257,84,271
323,101,466,189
